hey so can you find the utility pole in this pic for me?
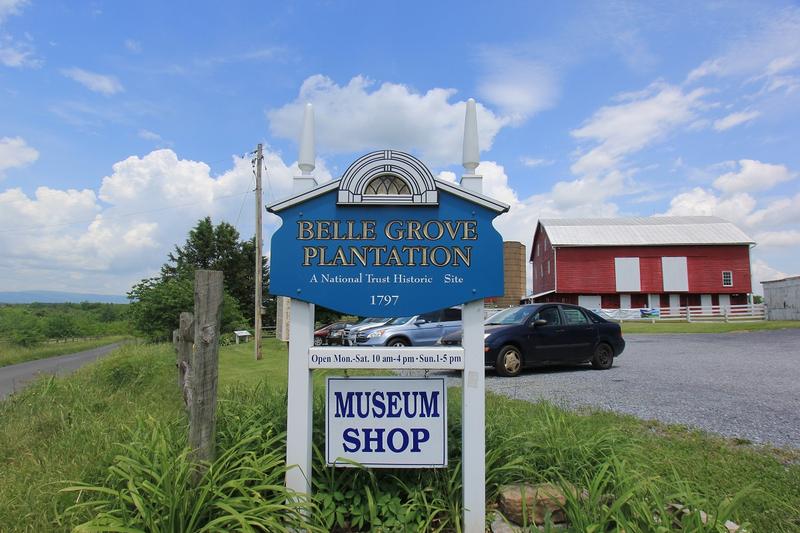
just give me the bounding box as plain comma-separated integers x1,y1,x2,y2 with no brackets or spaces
254,143,264,360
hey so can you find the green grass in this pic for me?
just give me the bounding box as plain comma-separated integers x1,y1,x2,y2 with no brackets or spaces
620,320,800,334
219,338,387,387
0,343,183,531
1,340,798,531
0,335,132,368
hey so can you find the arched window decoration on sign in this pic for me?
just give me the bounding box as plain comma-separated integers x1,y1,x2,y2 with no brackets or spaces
364,175,411,195
338,150,438,205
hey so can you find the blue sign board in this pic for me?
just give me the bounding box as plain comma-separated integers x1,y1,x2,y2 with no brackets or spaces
268,151,508,317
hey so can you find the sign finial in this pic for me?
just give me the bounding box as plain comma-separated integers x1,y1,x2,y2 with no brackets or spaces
462,98,479,173
461,99,482,193
299,102,315,175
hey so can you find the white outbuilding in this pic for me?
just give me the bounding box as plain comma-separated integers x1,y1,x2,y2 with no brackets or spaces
762,276,800,320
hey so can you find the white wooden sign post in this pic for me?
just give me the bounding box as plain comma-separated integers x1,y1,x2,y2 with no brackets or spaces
271,100,506,531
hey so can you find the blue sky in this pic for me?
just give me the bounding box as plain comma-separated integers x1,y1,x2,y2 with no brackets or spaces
0,0,798,295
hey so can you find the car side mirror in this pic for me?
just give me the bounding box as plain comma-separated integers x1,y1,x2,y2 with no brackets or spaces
532,319,548,327
414,318,426,326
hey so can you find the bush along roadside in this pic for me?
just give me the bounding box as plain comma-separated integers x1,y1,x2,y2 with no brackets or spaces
59,381,755,532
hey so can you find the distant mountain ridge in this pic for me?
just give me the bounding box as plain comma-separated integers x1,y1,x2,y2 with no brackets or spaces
0,291,128,304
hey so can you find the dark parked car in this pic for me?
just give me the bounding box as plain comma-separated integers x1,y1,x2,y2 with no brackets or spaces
440,304,625,377
313,321,354,346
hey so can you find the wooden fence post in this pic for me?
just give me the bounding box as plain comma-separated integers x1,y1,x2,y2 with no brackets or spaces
174,312,194,408
189,270,223,480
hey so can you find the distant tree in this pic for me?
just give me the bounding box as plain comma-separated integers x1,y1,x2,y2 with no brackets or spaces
753,295,764,304
160,217,269,319
97,304,118,323
129,276,247,342
5,309,44,347
44,313,79,341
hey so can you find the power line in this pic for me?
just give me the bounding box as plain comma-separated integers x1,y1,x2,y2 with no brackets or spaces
262,159,274,203
233,173,256,231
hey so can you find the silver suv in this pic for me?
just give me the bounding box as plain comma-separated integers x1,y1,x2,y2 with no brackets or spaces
343,317,392,346
354,308,462,347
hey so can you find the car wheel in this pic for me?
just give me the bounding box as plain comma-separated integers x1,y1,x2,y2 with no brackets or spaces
387,337,409,347
495,345,523,377
591,343,614,370
313,336,323,346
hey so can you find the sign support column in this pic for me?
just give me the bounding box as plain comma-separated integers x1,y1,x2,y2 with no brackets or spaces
285,102,318,496
286,298,314,493
460,98,486,532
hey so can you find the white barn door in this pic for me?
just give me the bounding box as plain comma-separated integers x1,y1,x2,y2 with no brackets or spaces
578,295,602,310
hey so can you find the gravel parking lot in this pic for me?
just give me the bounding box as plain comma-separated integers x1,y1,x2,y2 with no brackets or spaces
443,329,800,448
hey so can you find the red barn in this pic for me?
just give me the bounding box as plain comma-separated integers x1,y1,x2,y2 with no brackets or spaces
529,216,755,310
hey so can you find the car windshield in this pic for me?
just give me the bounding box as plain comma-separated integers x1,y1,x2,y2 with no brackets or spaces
356,317,383,326
485,306,537,325
387,316,413,325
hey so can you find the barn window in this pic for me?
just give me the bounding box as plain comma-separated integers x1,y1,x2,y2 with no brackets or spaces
722,271,733,287
547,260,551,274
364,175,411,195
536,243,540,256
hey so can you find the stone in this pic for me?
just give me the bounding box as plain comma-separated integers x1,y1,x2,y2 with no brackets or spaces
498,483,575,526
489,511,523,533
725,519,743,532
665,503,744,532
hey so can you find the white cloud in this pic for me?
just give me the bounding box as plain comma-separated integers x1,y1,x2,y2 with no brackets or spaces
751,259,789,288
712,159,794,193
551,170,631,209
713,110,760,131
477,50,558,124
0,0,27,23
0,148,334,293
436,161,519,207
0,34,39,67
686,7,800,94
744,193,800,229
267,75,507,166
124,39,141,53
138,129,162,142
0,136,38,176
687,59,721,82
755,230,800,247
570,83,708,177
664,187,757,223
663,184,800,244
62,67,124,95
520,157,555,168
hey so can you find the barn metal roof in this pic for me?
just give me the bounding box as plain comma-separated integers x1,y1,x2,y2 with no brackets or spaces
538,216,755,247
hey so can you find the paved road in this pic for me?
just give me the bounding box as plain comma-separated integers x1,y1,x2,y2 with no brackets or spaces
443,329,800,448
0,343,123,400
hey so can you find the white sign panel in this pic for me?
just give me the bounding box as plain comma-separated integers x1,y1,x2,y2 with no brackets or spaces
310,347,465,370
326,377,447,468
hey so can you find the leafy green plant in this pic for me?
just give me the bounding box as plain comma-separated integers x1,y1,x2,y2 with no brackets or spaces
61,415,319,531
